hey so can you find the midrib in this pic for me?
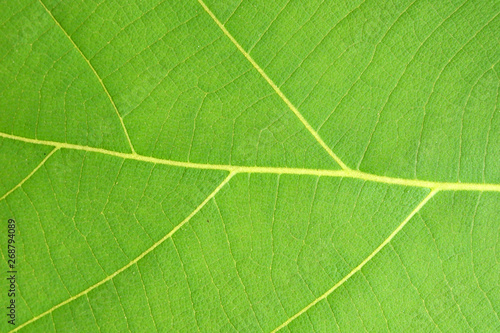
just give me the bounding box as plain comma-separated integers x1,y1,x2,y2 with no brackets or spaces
1,131,499,192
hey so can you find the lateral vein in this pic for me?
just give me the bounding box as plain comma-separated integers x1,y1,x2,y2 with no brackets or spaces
9,171,236,333
0,147,59,202
196,0,350,170
270,189,439,332
2,131,500,192
36,0,136,154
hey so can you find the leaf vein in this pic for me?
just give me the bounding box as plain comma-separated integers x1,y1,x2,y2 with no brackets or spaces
0,147,58,202
9,171,236,332
270,189,439,332
196,0,350,170
1,131,499,193
36,0,136,154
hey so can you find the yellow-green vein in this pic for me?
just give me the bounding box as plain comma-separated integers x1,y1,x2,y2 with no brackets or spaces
270,189,439,332
0,132,500,192
9,171,236,332
0,147,58,202
196,0,350,171
36,0,136,154
2,131,500,193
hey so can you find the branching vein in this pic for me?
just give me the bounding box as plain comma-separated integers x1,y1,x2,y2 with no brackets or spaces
9,171,236,332
196,0,350,170
270,189,439,332
36,0,136,154
1,131,499,193
0,147,58,202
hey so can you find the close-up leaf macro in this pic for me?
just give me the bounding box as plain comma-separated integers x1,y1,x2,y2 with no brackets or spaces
1,0,499,332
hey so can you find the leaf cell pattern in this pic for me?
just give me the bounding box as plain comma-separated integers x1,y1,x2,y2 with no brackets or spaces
0,0,499,332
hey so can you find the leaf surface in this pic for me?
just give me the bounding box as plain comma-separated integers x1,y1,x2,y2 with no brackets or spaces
0,0,499,332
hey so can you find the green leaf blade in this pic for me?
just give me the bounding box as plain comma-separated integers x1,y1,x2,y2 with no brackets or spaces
1,0,499,332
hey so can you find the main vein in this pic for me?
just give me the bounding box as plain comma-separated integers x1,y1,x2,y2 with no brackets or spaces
196,0,350,171
270,189,439,333
2,131,500,192
10,171,236,333
36,0,136,154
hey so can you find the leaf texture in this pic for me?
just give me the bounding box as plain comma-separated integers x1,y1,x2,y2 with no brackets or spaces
0,0,499,332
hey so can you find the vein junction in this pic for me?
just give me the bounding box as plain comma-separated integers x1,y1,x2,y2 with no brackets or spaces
197,0,350,171
36,0,136,155
1,131,499,193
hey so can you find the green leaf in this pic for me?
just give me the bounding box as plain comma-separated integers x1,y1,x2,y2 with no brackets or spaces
1,0,499,332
